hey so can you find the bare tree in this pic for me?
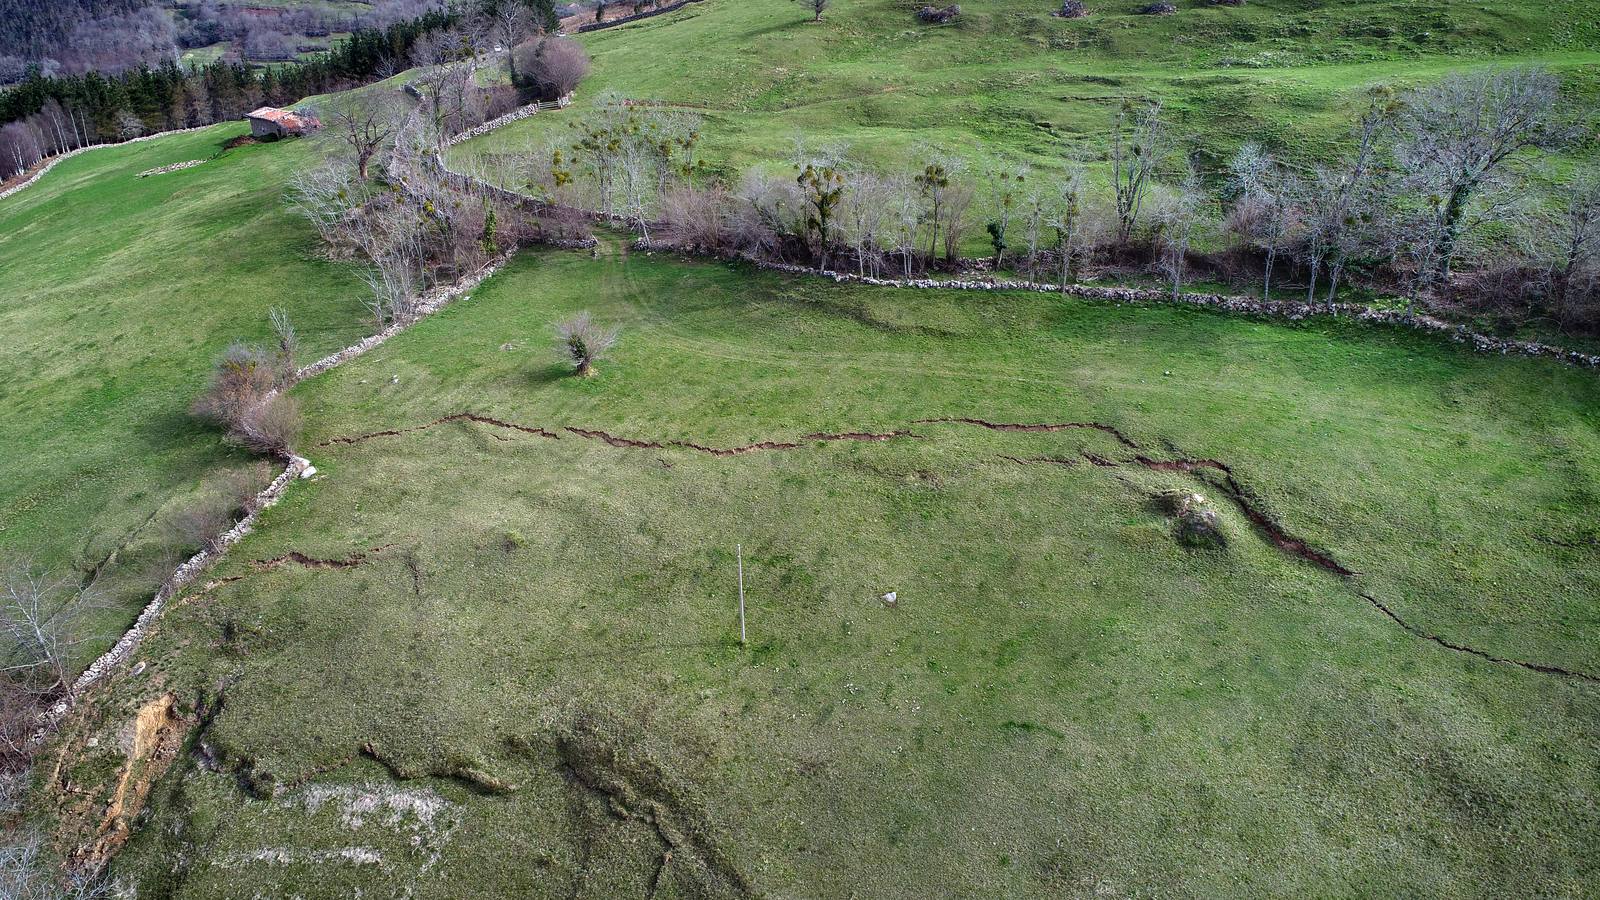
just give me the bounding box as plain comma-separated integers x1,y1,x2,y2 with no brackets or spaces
0,562,102,697
840,169,893,276
226,395,303,458
661,183,731,250
1047,164,1093,289
492,3,532,84
887,176,924,276
1548,168,1600,326
942,182,975,262
555,311,620,376
617,138,659,240
1392,66,1567,285
1227,143,1301,299
192,342,279,427
803,0,830,21
737,168,806,256
570,94,636,215
322,94,405,179
1155,163,1207,300
1110,100,1170,245
268,307,299,383
288,158,371,250
515,36,590,102
0,829,111,900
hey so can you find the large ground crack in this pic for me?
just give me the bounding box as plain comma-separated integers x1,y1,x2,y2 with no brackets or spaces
565,426,915,456
915,416,1139,448
318,413,559,447
1127,456,1355,577
311,410,1596,686
1356,592,1600,684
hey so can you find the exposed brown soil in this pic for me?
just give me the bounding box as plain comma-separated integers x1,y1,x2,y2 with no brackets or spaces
1132,455,1232,474
916,416,1139,448
318,413,559,447
78,694,190,868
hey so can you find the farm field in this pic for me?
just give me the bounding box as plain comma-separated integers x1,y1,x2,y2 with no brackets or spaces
66,245,1600,896
454,0,1600,179
0,122,372,663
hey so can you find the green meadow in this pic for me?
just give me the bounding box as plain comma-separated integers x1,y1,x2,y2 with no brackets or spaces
454,0,1600,177
0,123,371,654
89,246,1600,896
4,0,1600,895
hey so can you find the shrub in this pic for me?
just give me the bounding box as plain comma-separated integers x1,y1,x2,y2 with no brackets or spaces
513,37,590,102
192,342,277,427
226,395,303,457
554,311,620,377
166,496,234,555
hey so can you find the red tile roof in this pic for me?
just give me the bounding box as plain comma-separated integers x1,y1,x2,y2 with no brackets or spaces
245,107,320,131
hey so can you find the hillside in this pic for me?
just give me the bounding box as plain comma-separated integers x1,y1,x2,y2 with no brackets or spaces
455,0,1600,176
1,0,1598,897
88,246,1600,896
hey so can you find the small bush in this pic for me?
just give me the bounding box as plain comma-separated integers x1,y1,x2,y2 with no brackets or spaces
513,37,590,102
166,496,234,554
226,395,303,457
192,342,277,427
554,311,620,377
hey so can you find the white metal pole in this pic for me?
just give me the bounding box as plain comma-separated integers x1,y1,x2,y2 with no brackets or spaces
737,543,746,646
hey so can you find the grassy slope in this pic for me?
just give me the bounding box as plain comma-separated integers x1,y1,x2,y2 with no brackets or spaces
99,246,1600,896
0,124,371,653
455,0,1600,177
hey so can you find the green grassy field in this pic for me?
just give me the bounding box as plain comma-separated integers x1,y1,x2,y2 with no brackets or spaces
7,1,1600,893
0,123,372,658
455,0,1600,178
77,245,1600,897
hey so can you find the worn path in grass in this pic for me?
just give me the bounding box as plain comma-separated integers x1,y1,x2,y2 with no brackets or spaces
83,248,1600,897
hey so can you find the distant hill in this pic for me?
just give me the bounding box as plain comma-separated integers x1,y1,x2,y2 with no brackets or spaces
0,0,445,83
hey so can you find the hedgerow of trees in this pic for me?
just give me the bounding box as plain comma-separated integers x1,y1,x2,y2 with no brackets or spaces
480,70,1599,335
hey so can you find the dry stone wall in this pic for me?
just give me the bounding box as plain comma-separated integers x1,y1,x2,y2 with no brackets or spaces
633,240,1600,369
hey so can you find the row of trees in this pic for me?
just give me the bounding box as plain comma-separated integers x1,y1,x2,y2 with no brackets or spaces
479,68,1598,332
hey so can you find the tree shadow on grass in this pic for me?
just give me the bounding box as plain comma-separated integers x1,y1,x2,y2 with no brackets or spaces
527,363,576,386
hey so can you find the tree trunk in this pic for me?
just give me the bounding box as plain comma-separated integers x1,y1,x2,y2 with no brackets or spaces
1433,185,1471,283
577,360,595,377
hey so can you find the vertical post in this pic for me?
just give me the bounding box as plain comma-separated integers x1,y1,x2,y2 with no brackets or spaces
737,543,746,646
